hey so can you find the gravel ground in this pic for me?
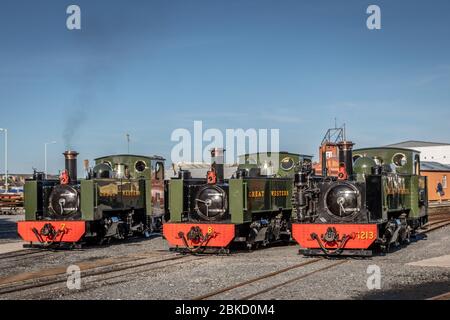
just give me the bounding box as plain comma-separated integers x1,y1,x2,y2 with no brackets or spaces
0,224,448,300
0,235,168,279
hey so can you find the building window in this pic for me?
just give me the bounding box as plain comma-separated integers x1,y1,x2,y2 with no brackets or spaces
443,175,447,189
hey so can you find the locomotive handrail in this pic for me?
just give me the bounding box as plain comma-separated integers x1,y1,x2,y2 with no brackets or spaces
243,182,248,211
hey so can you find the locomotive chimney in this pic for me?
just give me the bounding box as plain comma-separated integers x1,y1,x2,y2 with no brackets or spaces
337,141,354,178
63,150,79,183
211,148,225,183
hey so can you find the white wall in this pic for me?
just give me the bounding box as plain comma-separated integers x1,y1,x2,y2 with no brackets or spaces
413,146,450,164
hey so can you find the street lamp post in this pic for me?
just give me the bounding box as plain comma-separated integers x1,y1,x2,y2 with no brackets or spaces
45,141,57,179
0,128,7,192
126,133,130,154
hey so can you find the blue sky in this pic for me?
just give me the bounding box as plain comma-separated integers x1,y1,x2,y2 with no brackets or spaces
0,0,450,173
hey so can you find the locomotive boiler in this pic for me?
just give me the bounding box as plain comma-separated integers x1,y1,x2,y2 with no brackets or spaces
163,149,312,253
292,140,428,256
17,151,166,247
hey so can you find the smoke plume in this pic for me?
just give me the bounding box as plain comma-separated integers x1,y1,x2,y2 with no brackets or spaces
63,109,88,150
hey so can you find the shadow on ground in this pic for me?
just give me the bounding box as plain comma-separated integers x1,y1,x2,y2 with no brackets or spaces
355,280,450,300
0,216,20,240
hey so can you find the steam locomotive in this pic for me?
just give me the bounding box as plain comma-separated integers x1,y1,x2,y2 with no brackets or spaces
163,148,312,253
17,151,166,247
292,140,428,256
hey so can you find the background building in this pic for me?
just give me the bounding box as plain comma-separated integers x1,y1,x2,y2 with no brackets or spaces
421,162,450,202
385,141,450,202
0,174,58,192
166,163,239,179
385,141,450,165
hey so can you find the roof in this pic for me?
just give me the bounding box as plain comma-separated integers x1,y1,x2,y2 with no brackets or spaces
385,141,450,148
173,163,238,169
95,154,165,161
240,152,313,158
354,147,420,153
421,161,450,172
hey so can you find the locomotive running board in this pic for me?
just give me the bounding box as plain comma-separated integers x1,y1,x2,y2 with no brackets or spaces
17,221,86,243
299,248,373,257
169,247,230,255
22,242,83,250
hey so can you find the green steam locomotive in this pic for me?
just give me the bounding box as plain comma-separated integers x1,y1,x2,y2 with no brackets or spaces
17,151,166,247
292,143,428,256
163,148,312,252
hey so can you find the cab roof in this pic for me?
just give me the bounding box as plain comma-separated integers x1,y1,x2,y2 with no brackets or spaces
94,154,165,161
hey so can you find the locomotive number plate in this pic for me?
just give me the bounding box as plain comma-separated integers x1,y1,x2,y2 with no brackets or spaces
355,231,375,240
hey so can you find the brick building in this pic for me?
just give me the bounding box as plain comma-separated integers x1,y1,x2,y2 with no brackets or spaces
421,162,450,202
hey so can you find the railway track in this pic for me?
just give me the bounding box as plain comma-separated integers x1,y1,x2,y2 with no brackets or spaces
428,216,450,224
428,291,450,300
0,245,74,263
0,251,55,264
425,218,450,228
19,254,204,299
0,213,447,299
0,248,48,261
420,217,450,234
193,258,346,300
241,260,347,300
192,218,450,301
0,252,201,296
428,210,450,218
428,204,450,216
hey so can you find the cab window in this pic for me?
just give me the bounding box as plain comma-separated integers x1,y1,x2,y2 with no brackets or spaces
414,155,420,175
155,162,164,180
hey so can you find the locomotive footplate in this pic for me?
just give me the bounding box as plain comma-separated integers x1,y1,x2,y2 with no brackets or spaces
22,242,84,249
17,221,86,244
170,246,231,255
163,223,235,250
299,248,373,257
292,223,378,252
